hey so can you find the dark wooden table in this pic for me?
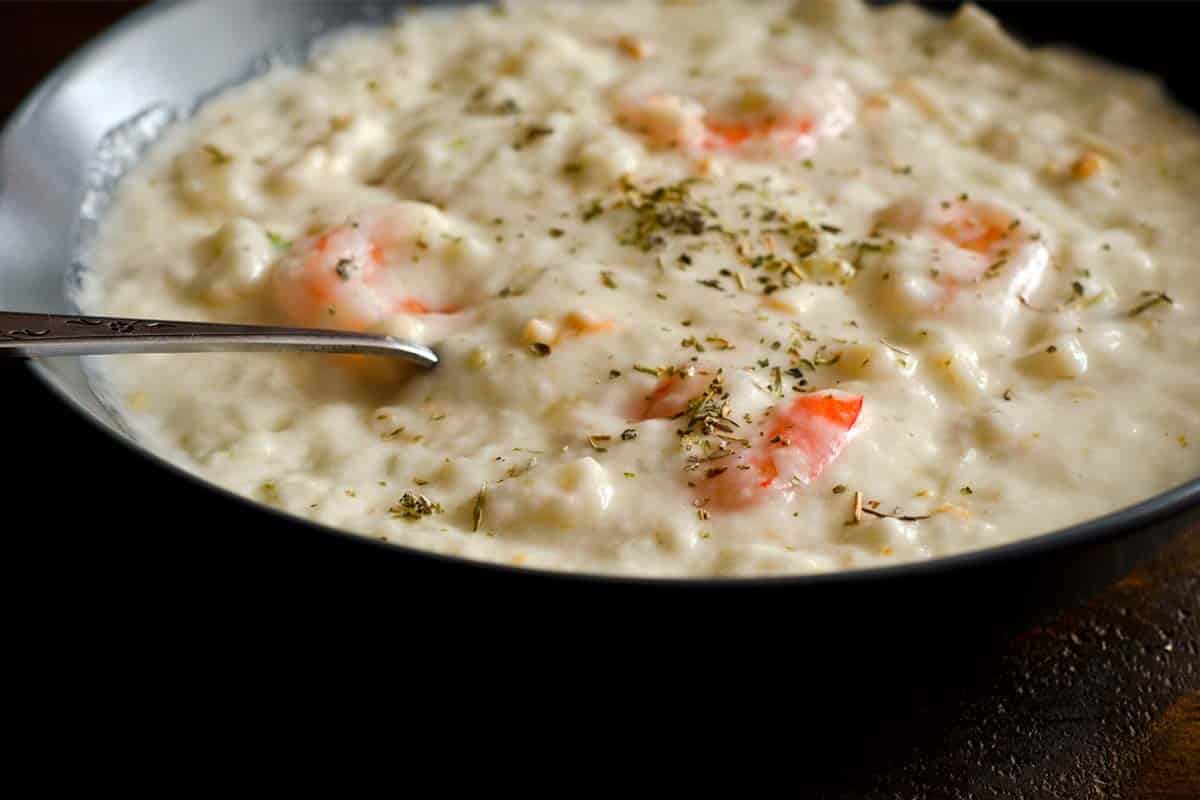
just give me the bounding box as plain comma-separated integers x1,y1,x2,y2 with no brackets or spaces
1,3,1196,796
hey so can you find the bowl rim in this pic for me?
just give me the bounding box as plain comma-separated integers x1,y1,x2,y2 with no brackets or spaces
7,0,1200,587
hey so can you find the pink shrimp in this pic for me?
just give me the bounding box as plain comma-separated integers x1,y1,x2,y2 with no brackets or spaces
701,115,816,152
934,202,1018,259
635,369,862,510
612,66,855,158
873,196,1050,309
698,391,863,511
271,206,461,331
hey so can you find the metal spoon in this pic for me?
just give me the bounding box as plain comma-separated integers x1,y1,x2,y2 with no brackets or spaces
0,311,438,367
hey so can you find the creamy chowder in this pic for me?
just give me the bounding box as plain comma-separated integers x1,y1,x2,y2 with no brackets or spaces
83,0,1200,576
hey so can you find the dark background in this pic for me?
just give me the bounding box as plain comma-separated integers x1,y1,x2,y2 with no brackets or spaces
1,2,1196,795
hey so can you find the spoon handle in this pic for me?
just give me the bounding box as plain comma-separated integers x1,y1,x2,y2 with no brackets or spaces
0,311,438,367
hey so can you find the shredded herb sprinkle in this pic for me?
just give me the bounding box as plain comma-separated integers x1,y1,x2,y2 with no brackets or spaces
1127,291,1174,317
472,483,487,532
266,231,292,249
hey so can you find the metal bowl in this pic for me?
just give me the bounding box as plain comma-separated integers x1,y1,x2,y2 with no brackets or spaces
1,0,1196,622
